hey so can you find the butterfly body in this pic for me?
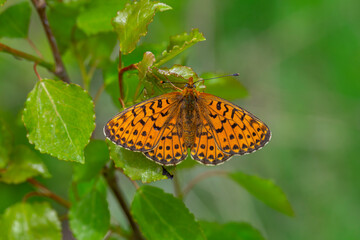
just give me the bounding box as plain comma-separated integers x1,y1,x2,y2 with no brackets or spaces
104,78,271,166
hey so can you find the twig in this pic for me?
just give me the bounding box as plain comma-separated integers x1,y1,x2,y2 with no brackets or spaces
102,230,112,240
182,170,228,198
117,50,138,105
103,166,144,240
27,178,71,208
33,63,42,81
0,43,55,72
94,83,105,105
30,0,70,83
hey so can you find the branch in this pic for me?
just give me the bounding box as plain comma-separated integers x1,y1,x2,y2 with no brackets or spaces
30,0,70,83
103,166,144,240
118,49,138,107
182,170,228,198
0,43,55,72
27,178,71,208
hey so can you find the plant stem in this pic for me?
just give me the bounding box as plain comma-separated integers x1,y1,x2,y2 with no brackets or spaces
30,0,70,83
173,173,183,199
27,178,71,208
103,166,144,240
94,83,105,105
117,49,138,107
0,43,55,72
182,170,228,198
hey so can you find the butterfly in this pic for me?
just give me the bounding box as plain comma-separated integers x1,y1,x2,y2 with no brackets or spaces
104,76,271,166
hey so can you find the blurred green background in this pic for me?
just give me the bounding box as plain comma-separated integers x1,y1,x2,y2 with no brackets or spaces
1,0,360,239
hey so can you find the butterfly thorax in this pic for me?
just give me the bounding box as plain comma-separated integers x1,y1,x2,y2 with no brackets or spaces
181,87,200,148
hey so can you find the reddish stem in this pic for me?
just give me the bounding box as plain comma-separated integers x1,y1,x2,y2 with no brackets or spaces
27,178,71,208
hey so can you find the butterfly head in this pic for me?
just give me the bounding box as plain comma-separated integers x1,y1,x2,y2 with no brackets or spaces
184,77,196,89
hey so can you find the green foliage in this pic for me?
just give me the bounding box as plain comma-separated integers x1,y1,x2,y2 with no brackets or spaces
22,79,95,163
0,2,31,38
72,140,109,182
0,145,50,184
0,118,12,168
108,140,175,183
112,0,171,54
200,221,265,240
0,0,296,239
229,172,294,216
0,202,62,240
131,186,205,240
155,28,206,67
69,187,110,240
77,0,126,35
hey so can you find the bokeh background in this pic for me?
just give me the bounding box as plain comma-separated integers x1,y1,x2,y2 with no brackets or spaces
1,0,360,239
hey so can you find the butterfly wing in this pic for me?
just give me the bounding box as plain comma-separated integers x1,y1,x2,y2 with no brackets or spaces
104,92,183,152
190,121,231,165
144,115,188,165
191,92,271,164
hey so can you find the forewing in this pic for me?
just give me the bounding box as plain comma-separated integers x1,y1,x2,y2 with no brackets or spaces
144,116,188,165
197,93,271,155
190,121,231,165
104,92,182,152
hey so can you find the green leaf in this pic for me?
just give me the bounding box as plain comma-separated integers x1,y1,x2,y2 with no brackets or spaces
122,42,167,67
107,140,175,183
0,145,51,184
77,0,126,35
69,176,107,203
69,189,110,240
229,172,294,216
131,186,205,240
176,155,198,169
0,117,12,168
112,0,172,54
144,65,198,95
200,72,248,100
155,29,206,67
72,140,109,182
22,79,95,163
0,202,62,240
200,221,265,240
0,2,31,38
138,51,156,81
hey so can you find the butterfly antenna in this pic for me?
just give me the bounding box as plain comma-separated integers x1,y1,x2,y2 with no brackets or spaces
159,79,182,91
194,73,239,84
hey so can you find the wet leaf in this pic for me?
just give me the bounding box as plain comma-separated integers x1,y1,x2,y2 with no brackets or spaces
23,79,95,163
0,202,61,240
131,186,205,240
112,0,171,54
155,29,206,67
0,145,50,184
107,139,175,183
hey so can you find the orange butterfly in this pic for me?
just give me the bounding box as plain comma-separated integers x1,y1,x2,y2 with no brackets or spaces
104,76,271,165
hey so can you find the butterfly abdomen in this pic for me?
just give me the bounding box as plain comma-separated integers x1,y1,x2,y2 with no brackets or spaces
181,90,198,148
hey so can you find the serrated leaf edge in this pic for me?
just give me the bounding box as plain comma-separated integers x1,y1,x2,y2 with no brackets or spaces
112,0,172,54
155,28,206,67
22,79,96,163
